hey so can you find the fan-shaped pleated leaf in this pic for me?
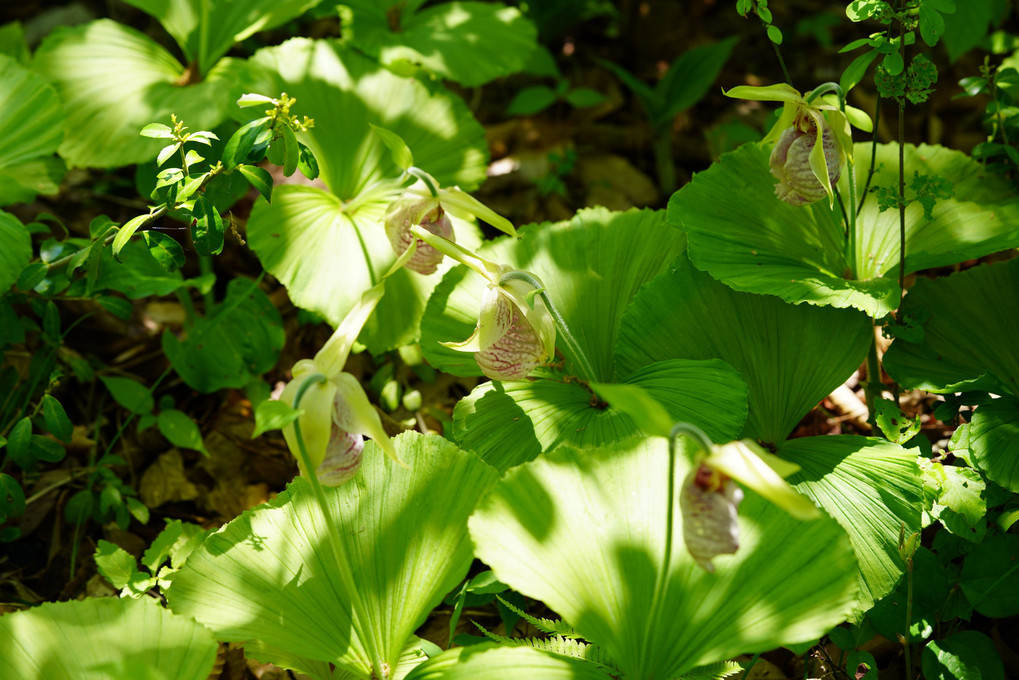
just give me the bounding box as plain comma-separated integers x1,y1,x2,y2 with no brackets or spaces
0,54,64,205
0,212,31,292
779,435,923,618
33,20,244,168
123,0,322,76
452,358,747,472
404,644,614,680
669,143,1019,316
469,438,860,680
884,257,1019,397
966,396,1019,492
615,254,871,443
243,39,488,349
0,596,217,680
421,207,687,381
167,432,498,679
340,1,538,86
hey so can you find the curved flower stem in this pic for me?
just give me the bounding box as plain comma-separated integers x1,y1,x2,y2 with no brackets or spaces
407,167,439,198
410,225,503,281
640,423,711,673
292,374,386,677
499,270,599,383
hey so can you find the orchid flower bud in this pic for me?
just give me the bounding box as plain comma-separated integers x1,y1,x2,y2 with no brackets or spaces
384,196,454,275
770,116,842,206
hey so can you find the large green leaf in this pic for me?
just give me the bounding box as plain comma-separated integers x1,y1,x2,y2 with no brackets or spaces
421,207,688,381
780,436,923,618
167,432,498,679
884,257,1019,397
966,396,1019,493
123,0,322,77
669,143,1019,316
244,39,488,349
405,645,614,680
615,254,872,443
0,596,217,679
453,358,748,472
0,212,31,292
0,54,64,205
341,1,538,86
33,20,244,168
469,437,860,679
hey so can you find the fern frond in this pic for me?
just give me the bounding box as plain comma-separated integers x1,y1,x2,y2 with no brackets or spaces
496,594,582,639
471,621,617,673
674,659,743,680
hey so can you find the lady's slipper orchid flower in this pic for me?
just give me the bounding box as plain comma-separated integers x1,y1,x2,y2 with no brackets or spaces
384,175,516,275
409,225,557,381
724,83,869,207
279,283,397,485
680,439,820,571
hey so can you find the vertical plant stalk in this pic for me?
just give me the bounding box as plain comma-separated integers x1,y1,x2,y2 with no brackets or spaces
904,552,915,680
291,375,387,678
896,11,907,295
498,270,598,383
639,423,712,674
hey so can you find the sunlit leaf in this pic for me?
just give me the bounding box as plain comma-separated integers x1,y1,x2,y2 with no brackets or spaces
0,596,217,679
0,212,31,292
615,254,872,443
0,54,64,205
168,432,499,679
341,1,538,86
470,438,860,679
33,19,245,168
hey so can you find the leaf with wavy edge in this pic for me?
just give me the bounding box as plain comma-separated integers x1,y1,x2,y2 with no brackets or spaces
0,597,217,679
33,20,244,168
884,257,1019,397
0,54,64,205
669,143,1019,316
341,1,538,86
452,358,747,472
167,432,498,679
469,437,859,680
780,435,923,619
615,253,872,443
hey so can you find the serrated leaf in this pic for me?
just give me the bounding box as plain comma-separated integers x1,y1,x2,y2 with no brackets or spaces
236,164,273,203
94,539,145,591
142,520,183,572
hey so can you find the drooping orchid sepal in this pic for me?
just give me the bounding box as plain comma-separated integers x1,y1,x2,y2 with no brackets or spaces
724,81,871,209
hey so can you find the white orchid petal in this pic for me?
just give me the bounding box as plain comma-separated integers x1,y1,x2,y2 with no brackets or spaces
333,372,399,464
707,441,820,520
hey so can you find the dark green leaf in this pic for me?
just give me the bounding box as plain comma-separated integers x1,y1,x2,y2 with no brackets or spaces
191,195,224,256
251,399,302,439
236,165,273,204
222,118,271,169
297,142,318,180
282,124,300,176
922,631,1004,680
29,435,65,463
6,418,33,469
0,473,26,518
141,231,185,272
16,263,48,292
564,87,606,108
42,394,72,442
157,409,209,457
98,296,134,320
505,86,558,116
98,375,154,415
42,300,60,343
65,489,94,524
